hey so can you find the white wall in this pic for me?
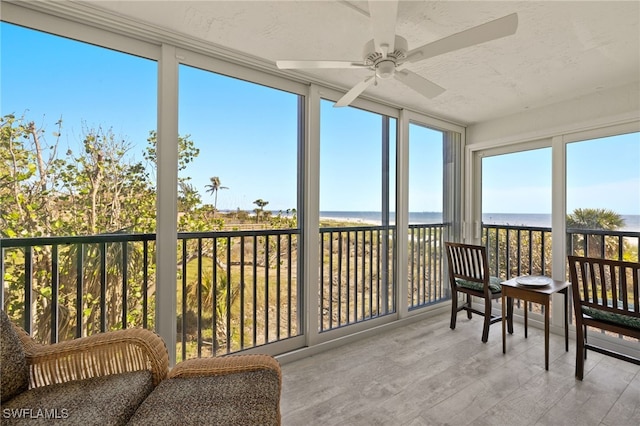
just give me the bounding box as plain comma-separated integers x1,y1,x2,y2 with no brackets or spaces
467,82,640,148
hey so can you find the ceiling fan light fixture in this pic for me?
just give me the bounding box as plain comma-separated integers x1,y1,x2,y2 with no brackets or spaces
376,60,395,79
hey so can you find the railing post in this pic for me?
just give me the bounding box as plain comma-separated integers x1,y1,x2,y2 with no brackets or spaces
75,244,84,336
121,241,128,329
142,241,149,329
24,246,32,334
51,244,59,344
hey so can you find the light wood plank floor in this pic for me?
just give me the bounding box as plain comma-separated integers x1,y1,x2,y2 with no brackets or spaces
280,312,640,426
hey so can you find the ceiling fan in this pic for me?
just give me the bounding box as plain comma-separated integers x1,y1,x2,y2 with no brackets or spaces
276,1,518,107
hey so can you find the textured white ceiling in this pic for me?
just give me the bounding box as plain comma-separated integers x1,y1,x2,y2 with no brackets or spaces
89,0,639,125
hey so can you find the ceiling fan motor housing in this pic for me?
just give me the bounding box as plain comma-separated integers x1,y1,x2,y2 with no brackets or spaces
363,35,408,78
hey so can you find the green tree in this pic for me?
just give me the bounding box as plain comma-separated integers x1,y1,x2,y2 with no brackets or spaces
0,114,67,238
1,114,157,339
178,181,201,213
567,208,626,259
143,130,200,176
54,123,156,234
1,114,291,356
1,116,232,342
253,198,269,222
566,208,625,230
269,208,297,229
204,176,228,213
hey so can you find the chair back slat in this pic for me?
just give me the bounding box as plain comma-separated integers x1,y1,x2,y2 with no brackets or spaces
568,256,640,318
445,242,488,284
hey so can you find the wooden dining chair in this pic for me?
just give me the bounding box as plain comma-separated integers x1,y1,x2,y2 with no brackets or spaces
445,242,513,342
568,256,640,380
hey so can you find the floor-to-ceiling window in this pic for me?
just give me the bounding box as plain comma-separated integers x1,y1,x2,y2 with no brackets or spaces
564,130,640,353
318,99,396,331
407,123,446,308
481,147,553,278
0,21,158,341
566,132,640,261
176,62,304,358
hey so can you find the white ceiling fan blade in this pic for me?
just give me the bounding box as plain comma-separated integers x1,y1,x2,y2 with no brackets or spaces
394,70,446,99
334,76,376,107
369,0,398,55
405,13,518,63
276,60,367,69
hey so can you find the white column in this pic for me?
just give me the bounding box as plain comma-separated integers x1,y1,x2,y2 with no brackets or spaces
466,149,483,244
551,135,567,327
156,44,179,365
396,109,409,318
303,84,321,346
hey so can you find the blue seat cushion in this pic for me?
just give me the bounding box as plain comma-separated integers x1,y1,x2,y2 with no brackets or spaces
455,276,502,294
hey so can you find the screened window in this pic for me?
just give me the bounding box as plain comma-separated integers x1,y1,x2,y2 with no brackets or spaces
1,22,158,236
409,123,444,224
0,22,158,340
318,100,397,331
566,132,640,260
481,148,552,277
177,64,303,358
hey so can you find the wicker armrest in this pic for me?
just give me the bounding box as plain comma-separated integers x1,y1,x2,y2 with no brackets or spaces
168,354,281,382
13,325,169,388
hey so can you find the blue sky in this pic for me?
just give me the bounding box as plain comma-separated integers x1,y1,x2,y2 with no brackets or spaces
409,124,443,213
483,135,640,215
0,23,156,159
178,64,298,211
320,101,396,212
2,22,639,215
566,135,640,215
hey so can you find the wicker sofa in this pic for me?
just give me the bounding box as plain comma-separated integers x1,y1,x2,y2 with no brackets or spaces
0,310,281,425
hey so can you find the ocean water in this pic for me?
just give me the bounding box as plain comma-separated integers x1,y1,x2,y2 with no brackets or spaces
318,211,640,232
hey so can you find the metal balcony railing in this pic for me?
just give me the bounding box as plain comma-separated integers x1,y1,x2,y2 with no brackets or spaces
318,225,397,332
0,233,156,342
482,224,640,279
482,224,553,279
175,229,301,359
1,225,403,359
566,228,640,262
6,223,633,362
0,229,302,361
408,223,448,310
482,224,640,327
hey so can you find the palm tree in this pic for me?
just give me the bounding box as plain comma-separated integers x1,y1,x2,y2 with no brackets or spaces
567,208,626,258
253,198,269,222
204,176,228,213
566,208,625,230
